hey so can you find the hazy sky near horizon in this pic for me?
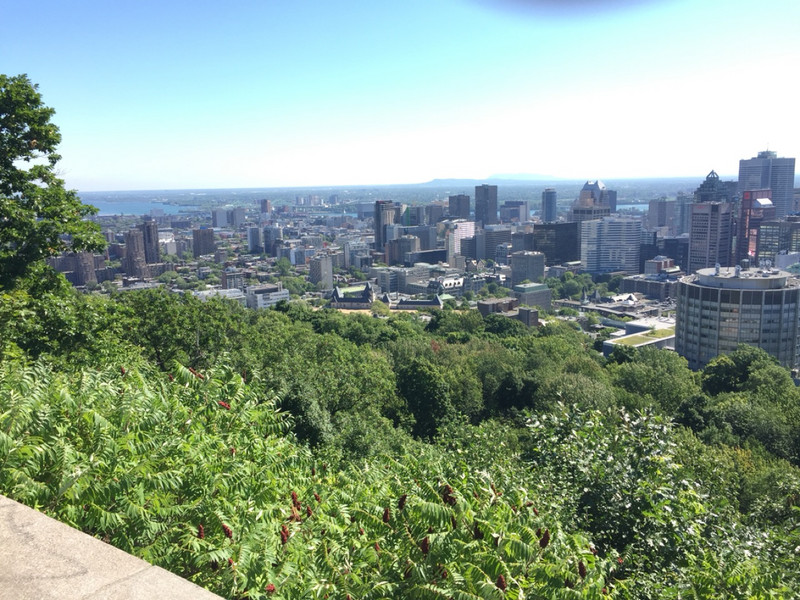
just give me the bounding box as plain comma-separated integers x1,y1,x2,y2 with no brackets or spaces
2,0,798,191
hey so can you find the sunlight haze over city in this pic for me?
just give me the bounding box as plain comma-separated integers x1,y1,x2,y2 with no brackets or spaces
2,0,799,191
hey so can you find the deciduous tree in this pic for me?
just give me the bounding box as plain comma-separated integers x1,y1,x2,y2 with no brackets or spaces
0,74,104,288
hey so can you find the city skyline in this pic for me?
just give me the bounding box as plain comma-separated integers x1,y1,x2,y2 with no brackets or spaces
3,0,799,191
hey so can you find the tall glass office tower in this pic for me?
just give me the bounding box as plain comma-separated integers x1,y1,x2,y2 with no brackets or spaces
738,150,796,219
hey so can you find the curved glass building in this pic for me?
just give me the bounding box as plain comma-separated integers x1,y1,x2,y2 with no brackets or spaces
675,266,800,369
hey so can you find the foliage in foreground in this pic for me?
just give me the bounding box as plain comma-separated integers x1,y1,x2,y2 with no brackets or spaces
2,356,799,599
1,284,800,599
1,359,615,599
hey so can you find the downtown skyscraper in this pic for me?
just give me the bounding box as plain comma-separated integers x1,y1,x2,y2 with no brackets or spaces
475,184,498,226
140,217,159,264
374,200,402,256
688,171,733,273
448,194,470,220
738,150,796,219
541,188,557,223
580,216,641,274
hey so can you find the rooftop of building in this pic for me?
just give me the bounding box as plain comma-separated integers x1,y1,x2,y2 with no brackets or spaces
193,288,246,300
582,180,606,191
247,282,284,292
625,316,677,331
513,282,549,292
477,297,518,306
609,327,675,346
624,271,682,281
684,266,800,290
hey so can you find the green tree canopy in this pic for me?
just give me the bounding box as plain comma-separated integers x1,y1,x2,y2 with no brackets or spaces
0,74,104,288
274,256,292,276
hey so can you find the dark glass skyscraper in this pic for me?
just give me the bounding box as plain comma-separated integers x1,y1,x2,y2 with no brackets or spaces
530,222,580,265
475,184,498,226
542,188,557,223
448,194,470,220
755,216,800,267
140,217,159,264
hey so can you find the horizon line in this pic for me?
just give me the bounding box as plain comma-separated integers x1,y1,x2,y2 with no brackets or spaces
75,174,741,195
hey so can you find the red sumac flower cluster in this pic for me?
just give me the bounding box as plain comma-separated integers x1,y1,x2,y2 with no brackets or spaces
280,524,289,545
441,485,456,506
420,536,429,555
496,574,507,591
539,529,550,549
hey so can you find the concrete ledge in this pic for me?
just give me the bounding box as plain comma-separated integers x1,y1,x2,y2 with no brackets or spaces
0,495,223,600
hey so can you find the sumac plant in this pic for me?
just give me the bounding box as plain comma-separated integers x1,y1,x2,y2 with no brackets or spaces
1,359,612,599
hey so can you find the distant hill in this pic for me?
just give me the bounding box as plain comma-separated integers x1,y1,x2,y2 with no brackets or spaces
488,173,562,181
417,175,714,188
420,177,577,187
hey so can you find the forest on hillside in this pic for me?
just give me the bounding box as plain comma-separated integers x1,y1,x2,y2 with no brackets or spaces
2,274,800,599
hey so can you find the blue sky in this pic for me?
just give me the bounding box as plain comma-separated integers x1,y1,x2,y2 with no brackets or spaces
2,0,798,191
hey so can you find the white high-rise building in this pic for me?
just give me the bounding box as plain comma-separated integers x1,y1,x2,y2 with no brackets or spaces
441,219,476,263
581,216,642,274
212,208,230,228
